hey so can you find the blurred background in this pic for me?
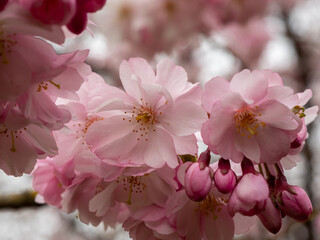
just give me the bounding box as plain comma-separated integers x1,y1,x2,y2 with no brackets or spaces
1,0,320,239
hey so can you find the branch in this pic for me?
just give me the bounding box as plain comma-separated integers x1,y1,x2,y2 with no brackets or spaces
0,191,44,209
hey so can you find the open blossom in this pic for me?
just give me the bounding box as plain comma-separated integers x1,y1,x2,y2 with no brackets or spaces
86,57,207,168
202,69,306,164
0,104,57,176
167,187,234,240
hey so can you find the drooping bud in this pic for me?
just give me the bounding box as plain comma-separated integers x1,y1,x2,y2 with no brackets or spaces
227,158,269,217
184,162,212,202
277,185,313,222
274,171,313,222
214,158,237,194
258,197,282,234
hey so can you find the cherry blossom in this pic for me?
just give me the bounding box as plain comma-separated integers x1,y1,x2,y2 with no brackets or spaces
86,57,207,169
202,69,306,164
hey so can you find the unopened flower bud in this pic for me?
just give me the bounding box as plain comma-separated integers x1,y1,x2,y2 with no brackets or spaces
258,197,282,234
277,185,312,222
185,162,212,201
0,0,8,12
214,158,237,194
228,158,269,217
228,172,269,216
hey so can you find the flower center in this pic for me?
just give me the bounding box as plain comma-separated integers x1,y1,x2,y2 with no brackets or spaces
0,124,27,152
123,99,159,142
234,107,265,138
117,175,147,205
73,115,104,144
37,80,61,92
196,194,227,220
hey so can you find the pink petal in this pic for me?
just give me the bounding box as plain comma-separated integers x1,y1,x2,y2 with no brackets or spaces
89,183,117,217
234,133,261,164
128,58,156,84
230,69,268,104
0,48,31,101
119,58,156,99
0,134,37,176
257,100,299,130
255,125,291,163
202,76,231,113
143,128,178,168
171,134,198,155
202,207,234,240
155,59,189,98
159,100,207,136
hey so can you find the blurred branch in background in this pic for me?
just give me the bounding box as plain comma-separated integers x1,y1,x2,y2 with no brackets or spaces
0,191,42,209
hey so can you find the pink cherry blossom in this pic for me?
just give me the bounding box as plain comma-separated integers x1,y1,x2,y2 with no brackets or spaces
0,104,57,176
123,206,179,240
202,69,304,164
86,57,207,169
221,18,270,67
167,190,234,240
0,2,65,43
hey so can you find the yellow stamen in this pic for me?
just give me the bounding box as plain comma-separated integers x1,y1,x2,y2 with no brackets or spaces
234,108,266,138
10,131,16,152
49,80,61,89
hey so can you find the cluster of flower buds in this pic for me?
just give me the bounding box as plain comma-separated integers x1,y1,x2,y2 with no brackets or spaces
180,155,313,235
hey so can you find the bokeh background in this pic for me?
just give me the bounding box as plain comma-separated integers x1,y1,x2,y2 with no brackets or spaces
1,0,320,239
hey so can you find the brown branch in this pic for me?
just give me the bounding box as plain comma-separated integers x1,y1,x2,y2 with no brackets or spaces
0,191,44,209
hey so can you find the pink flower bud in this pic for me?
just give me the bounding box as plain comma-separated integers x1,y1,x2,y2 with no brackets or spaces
258,198,282,234
21,0,76,25
0,0,8,12
184,162,212,201
78,0,107,13
67,10,88,34
278,186,312,222
228,172,269,217
214,158,237,194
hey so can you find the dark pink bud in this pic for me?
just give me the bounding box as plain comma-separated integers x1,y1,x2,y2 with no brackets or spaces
228,172,269,216
198,148,211,169
78,0,107,12
214,158,237,194
0,0,8,12
67,9,88,34
185,162,212,201
278,186,312,222
258,198,282,234
21,0,76,25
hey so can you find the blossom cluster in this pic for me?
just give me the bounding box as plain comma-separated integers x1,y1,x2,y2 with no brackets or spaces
0,0,106,175
0,1,318,240
31,57,317,239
